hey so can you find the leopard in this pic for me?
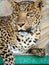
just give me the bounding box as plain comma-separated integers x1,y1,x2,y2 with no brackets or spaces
0,0,45,65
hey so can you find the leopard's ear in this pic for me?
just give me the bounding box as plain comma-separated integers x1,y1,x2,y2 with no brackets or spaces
35,0,45,9
8,0,18,9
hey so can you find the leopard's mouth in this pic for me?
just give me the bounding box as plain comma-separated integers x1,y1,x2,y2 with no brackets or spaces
17,27,32,33
16,27,34,36
16,27,32,36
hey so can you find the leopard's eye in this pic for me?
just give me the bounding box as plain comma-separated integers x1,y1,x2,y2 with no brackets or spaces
27,12,33,17
26,12,34,23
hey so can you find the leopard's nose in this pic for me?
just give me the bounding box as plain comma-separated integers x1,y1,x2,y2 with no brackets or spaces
18,22,25,27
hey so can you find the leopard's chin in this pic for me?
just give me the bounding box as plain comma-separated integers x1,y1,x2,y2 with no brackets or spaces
17,29,28,36
19,31,28,36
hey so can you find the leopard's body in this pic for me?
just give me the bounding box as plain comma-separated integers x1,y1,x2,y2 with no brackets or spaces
0,0,45,65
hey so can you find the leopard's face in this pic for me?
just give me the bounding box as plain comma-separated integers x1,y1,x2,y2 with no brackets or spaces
14,1,41,35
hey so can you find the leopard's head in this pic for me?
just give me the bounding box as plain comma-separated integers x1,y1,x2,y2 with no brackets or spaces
14,0,44,35
9,0,44,34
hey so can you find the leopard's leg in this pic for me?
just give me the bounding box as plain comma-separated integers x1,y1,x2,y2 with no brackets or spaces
0,43,14,65
27,45,45,56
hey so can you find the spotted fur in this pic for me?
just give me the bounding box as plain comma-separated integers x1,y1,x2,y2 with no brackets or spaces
0,0,45,65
